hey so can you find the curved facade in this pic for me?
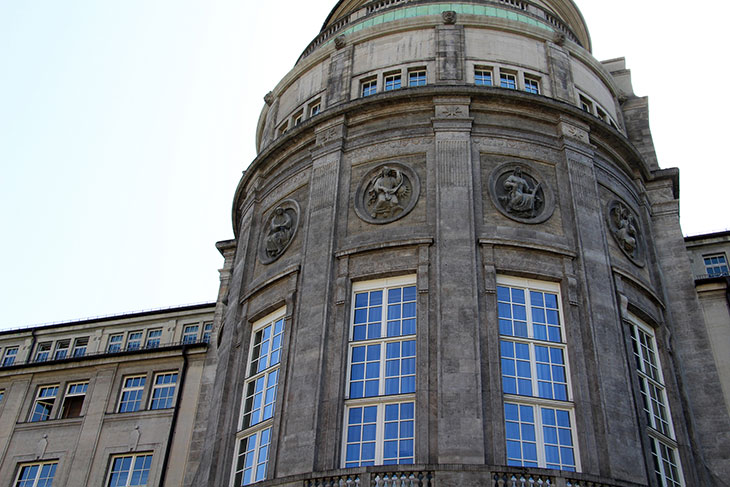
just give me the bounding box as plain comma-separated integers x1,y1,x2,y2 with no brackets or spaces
192,1,730,486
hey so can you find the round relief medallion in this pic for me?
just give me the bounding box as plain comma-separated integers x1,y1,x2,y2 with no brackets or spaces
354,162,420,224
259,199,300,265
488,162,555,224
606,199,644,267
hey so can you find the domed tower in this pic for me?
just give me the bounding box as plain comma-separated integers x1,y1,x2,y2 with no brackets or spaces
189,1,730,486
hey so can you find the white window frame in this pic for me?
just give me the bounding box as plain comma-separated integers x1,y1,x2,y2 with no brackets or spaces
361,77,377,97
309,98,322,117
407,68,427,87
474,66,494,86
149,372,178,410
61,381,89,419
146,329,162,349
108,334,124,353
524,75,540,94
292,109,303,127
127,331,143,351
627,314,685,487
2,347,18,366
14,461,58,487
118,375,147,413
182,324,199,344
29,384,59,422
342,275,417,468
105,453,153,487
53,340,70,360
497,275,580,471
384,71,402,91
202,322,213,343
72,337,88,357
499,70,518,90
232,308,286,486
703,253,729,277
35,342,51,362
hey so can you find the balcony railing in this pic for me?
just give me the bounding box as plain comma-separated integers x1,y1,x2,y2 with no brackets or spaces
299,0,582,61
0,338,208,369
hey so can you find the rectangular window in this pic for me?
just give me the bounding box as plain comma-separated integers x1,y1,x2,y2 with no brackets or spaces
233,309,286,486
500,72,517,89
29,385,59,422
127,331,143,351
61,382,88,419
108,334,124,353
146,329,162,349
596,107,609,123
310,99,321,117
384,73,401,91
361,78,377,97
53,340,70,360
524,75,540,94
628,317,685,486
293,110,303,127
150,372,178,410
704,254,729,277
343,276,417,468
579,95,593,114
408,69,427,87
475,68,493,86
107,453,152,487
3,347,18,366
202,323,213,343
118,376,146,413
0,389,4,405
14,461,57,487
497,276,578,471
277,122,288,136
72,337,88,357
182,325,199,344
35,342,51,362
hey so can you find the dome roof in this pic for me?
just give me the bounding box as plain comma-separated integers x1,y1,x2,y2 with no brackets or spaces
321,0,591,51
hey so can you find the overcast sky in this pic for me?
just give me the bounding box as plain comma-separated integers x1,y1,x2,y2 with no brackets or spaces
1,1,728,330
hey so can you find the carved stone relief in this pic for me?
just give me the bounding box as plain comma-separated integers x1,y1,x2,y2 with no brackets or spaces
607,199,644,267
355,162,420,224
259,200,300,264
489,162,554,224
442,10,456,24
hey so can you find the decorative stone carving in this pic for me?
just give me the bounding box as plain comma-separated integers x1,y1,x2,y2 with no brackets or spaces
259,200,300,264
607,199,644,266
442,10,456,24
355,163,420,224
334,35,346,49
553,31,566,46
264,91,274,106
489,162,555,224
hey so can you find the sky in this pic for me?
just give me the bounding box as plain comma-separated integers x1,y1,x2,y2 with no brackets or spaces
1,1,728,330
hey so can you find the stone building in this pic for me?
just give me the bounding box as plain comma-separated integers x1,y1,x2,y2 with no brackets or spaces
0,304,215,486
188,0,730,486
2,0,730,486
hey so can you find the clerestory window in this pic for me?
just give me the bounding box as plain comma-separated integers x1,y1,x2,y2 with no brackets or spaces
704,254,729,277
343,276,417,467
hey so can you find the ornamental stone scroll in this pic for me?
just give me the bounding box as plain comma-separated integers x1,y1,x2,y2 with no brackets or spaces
606,199,644,267
354,162,420,225
259,200,300,264
488,162,555,224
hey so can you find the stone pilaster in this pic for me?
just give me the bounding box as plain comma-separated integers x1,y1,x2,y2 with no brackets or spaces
559,118,647,482
431,97,485,465
275,118,346,475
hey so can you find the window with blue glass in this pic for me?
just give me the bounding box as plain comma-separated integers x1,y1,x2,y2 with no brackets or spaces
344,276,417,468
106,453,152,487
475,67,493,86
149,372,178,410
233,308,286,486
361,78,377,97
29,385,59,422
118,376,146,413
408,69,426,87
704,254,729,277
384,73,401,91
14,461,57,487
497,276,578,471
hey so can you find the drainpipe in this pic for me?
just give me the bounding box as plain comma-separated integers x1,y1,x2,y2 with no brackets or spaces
29,329,37,364
157,347,189,487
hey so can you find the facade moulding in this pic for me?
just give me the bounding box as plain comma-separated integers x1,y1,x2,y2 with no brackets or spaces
478,237,575,258
239,264,301,305
334,237,434,258
611,266,666,311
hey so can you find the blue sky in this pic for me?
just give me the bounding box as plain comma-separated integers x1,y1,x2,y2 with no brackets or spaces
1,1,727,329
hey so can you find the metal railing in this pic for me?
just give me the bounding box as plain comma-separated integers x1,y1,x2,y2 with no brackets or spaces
298,0,582,61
